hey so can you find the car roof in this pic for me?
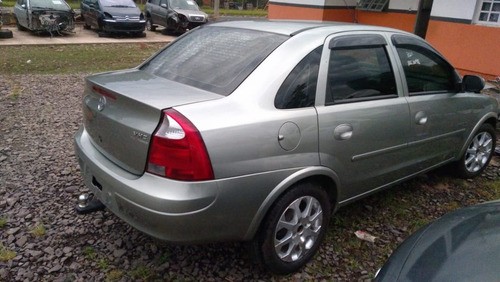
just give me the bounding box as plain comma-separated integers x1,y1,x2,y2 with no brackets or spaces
207,20,407,37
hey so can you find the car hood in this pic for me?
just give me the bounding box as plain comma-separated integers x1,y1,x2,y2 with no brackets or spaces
376,200,500,281
101,6,142,17
30,6,72,12
83,69,222,175
173,8,207,17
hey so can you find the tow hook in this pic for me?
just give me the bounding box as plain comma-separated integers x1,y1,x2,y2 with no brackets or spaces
76,193,106,214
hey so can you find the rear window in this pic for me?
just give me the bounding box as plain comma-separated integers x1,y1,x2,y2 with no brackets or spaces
141,26,288,95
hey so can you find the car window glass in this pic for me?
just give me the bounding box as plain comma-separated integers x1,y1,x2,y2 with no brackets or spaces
275,46,322,109
100,0,136,7
326,46,397,104
142,27,288,96
395,46,457,94
169,0,198,10
30,0,70,9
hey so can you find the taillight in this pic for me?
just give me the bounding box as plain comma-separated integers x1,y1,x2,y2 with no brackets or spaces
147,109,214,181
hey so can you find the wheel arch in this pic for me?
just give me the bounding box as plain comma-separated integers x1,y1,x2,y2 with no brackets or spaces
243,166,340,240
458,113,498,158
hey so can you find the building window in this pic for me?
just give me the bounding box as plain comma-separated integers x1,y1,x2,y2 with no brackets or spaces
357,0,389,11
476,0,500,25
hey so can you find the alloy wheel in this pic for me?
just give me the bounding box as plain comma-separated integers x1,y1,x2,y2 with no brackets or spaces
274,196,323,262
464,131,493,173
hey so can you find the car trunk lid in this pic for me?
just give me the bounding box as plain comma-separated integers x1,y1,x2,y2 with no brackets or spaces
82,69,222,175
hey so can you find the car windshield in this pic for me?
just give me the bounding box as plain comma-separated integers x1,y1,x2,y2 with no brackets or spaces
100,0,136,7
141,26,288,95
30,0,70,10
168,0,199,11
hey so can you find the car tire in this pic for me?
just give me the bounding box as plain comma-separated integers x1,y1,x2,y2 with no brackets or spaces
251,181,331,274
146,18,156,31
455,123,496,179
0,29,14,39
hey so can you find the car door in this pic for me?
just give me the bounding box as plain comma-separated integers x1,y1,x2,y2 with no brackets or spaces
153,0,168,26
14,0,29,28
88,0,101,28
389,34,470,171
316,33,412,203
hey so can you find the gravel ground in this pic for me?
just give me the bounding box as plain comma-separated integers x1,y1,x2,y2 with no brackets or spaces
1,74,499,281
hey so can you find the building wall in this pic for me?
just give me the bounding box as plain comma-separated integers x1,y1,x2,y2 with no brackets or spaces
268,0,500,79
426,20,499,79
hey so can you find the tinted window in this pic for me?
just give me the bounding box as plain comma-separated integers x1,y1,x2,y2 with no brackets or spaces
396,46,457,94
326,46,397,104
142,27,288,96
275,46,322,109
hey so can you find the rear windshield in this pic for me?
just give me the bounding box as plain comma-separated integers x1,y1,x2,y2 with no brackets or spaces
141,26,288,95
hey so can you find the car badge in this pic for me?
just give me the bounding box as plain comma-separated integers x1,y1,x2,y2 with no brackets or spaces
97,96,107,111
125,15,129,21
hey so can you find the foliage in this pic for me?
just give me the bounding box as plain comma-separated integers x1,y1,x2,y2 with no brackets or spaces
0,217,7,228
30,223,46,237
202,7,267,17
0,243,16,262
105,270,125,282
129,265,152,280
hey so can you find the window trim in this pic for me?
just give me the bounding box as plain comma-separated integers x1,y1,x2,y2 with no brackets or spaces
357,0,389,12
275,46,322,109
392,36,461,96
325,44,399,105
473,0,500,26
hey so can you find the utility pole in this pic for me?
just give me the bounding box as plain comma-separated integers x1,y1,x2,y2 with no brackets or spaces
214,0,220,19
414,0,434,38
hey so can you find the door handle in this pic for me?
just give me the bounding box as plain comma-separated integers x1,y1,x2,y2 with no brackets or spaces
334,124,353,140
415,111,428,125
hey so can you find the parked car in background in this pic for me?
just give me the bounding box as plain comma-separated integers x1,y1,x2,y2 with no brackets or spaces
81,0,146,37
74,21,498,274
375,200,500,281
144,0,208,33
14,0,75,35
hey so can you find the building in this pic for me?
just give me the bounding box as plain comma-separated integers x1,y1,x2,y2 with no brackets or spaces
268,0,500,80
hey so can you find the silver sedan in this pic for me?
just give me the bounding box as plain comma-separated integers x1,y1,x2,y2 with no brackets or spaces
74,20,498,274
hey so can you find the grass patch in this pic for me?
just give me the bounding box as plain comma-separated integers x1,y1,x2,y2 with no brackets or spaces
0,217,7,228
486,179,500,199
0,43,166,75
98,258,109,270
83,246,97,260
30,223,46,237
106,269,125,282
0,243,16,262
129,265,152,280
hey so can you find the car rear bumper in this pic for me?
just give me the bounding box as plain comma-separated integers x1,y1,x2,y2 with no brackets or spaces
74,126,295,243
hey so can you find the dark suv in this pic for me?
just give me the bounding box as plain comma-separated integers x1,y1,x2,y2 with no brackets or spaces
144,0,208,33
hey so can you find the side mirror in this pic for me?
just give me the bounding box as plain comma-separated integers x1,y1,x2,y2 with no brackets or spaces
462,75,485,93
160,3,167,8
